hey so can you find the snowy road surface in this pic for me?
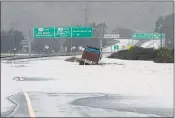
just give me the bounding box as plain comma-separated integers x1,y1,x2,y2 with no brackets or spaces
1,56,173,117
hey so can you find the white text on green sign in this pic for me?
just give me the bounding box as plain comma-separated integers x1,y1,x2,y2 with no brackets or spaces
34,28,54,38
71,27,93,38
33,27,93,38
55,27,71,38
132,33,165,39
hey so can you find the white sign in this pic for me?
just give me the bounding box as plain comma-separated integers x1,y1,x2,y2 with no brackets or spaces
79,46,82,50
72,46,76,50
65,47,67,52
22,45,29,48
81,48,85,51
38,28,43,32
58,28,63,32
20,40,29,45
45,45,49,49
104,34,120,38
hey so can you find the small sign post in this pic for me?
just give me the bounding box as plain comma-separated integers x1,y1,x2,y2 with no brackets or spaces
114,45,119,52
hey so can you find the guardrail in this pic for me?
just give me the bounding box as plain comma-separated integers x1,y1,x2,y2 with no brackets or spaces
1,52,82,60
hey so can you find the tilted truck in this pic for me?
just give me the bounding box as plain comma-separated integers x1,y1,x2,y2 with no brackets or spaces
79,45,102,65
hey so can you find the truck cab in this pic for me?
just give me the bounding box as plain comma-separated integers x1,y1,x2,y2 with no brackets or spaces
79,45,102,65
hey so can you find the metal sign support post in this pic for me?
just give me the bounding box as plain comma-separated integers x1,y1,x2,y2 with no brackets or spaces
160,33,163,48
29,29,32,56
153,34,154,49
12,29,16,56
111,45,112,52
70,27,72,53
13,33,16,56
99,28,103,50
160,34,162,48
29,38,31,56
100,39,102,49
160,25,163,48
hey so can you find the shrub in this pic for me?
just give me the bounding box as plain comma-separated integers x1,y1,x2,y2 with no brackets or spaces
108,46,156,61
154,47,174,63
108,46,174,63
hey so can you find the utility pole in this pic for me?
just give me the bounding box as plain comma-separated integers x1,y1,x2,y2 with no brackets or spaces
82,3,104,50
84,3,89,26
100,28,103,49
13,34,16,55
153,33,154,49
11,29,16,56
70,27,72,53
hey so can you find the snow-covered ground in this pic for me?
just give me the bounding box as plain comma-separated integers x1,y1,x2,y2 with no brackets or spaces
1,63,21,112
140,39,162,49
102,39,164,53
102,39,139,52
1,56,173,116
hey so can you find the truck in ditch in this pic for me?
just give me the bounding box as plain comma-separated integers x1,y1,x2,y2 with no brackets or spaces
79,45,102,65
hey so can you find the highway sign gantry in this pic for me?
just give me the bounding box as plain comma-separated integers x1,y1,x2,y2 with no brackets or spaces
33,27,93,38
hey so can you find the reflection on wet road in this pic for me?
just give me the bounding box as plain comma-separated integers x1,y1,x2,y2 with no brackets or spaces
2,92,173,117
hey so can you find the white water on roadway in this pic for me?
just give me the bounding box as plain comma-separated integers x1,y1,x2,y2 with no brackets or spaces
1,56,173,117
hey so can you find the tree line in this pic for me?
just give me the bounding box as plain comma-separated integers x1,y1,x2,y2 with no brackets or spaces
1,29,24,53
154,13,174,49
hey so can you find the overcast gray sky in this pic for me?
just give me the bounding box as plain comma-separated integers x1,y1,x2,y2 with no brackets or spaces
1,0,173,37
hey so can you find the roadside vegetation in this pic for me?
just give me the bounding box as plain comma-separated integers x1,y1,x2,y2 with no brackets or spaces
108,46,174,63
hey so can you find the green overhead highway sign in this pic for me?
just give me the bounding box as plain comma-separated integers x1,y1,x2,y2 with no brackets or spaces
34,27,54,38
55,27,71,38
34,27,93,38
71,27,93,38
132,33,165,39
